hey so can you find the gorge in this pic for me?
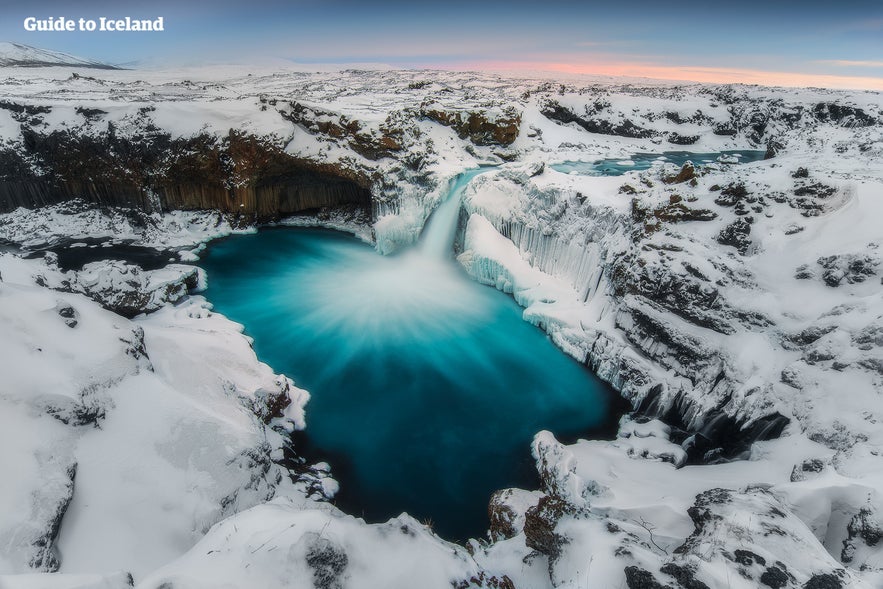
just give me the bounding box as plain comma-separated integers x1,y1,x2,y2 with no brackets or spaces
0,66,881,589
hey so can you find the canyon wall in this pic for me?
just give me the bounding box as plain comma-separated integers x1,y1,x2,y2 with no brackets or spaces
0,129,372,221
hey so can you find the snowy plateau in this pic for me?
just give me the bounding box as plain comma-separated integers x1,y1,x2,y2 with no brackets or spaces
0,59,880,589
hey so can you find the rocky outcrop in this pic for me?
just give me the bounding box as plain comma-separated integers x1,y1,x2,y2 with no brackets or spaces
541,99,654,139
0,127,372,222
47,261,201,318
420,104,521,146
25,461,77,572
812,103,878,127
279,101,405,160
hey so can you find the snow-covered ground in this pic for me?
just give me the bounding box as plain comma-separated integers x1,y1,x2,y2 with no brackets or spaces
0,42,118,69
0,65,881,588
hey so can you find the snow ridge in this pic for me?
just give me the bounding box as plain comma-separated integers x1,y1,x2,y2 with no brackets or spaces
0,42,118,69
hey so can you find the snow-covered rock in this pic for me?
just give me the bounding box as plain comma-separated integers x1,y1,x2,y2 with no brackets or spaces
0,66,881,588
0,42,118,69
0,254,313,578
137,500,514,589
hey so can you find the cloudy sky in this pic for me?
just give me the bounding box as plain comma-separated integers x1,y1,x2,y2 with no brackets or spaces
2,0,882,89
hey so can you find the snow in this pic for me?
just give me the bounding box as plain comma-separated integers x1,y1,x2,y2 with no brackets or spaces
0,42,116,69
137,501,494,589
0,571,133,589
0,64,881,587
0,254,312,578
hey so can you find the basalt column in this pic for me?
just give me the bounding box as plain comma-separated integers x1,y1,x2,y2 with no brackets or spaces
0,129,372,220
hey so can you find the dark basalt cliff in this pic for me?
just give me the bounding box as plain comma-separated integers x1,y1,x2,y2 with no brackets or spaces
0,128,372,221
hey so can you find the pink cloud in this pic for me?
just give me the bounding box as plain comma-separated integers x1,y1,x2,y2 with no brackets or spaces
448,60,883,91
817,60,883,68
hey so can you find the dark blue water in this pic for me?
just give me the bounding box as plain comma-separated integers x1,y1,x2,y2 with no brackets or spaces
198,228,615,541
551,150,767,176
22,237,176,271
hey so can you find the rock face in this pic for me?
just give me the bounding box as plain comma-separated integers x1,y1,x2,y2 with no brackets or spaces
66,261,200,318
1,68,883,588
420,105,521,146
541,99,654,139
816,253,879,287
0,128,372,221
279,101,405,160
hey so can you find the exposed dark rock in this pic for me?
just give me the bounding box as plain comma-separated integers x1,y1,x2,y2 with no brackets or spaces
714,183,749,207
712,125,737,136
541,100,654,139
803,344,837,364
75,106,108,121
63,262,199,318
732,549,766,567
624,566,672,589
759,564,790,588
453,572,515,589
860,357,883,375
119,325,151,368
281,101,405,159
653,201,717,223
488,489,521,541
631,195,716,234
744,112,769,145
817,254,879,287
45,395,107,427
791,167,809,179
812,103,877,128
610,247,773,337
0,129,372,222
794,183,836,198
717,218,752,254
664,162,696,184
667,133,699,145
305,536,348,589
794,264,814,280
251,378,293,424
854,323,883,352
802,573,844,589
659,562,710,589
420,105,521,146
523,496,570,560
789,460,826,485
765,139,784,159
56,302,79,328
659,487,851,588
841,507,883,563
0,100,52,118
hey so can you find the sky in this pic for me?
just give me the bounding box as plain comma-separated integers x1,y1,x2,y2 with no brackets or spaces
1,0,882,89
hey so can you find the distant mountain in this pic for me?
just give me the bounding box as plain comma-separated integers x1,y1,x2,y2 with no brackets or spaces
0,42,120,69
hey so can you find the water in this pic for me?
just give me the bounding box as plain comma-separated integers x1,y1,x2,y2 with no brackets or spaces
551,150,767,176
199,226,616,541
419,167,489,258
23,238,175,271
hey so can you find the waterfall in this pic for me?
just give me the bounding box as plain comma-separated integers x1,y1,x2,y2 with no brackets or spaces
418,168,489,259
